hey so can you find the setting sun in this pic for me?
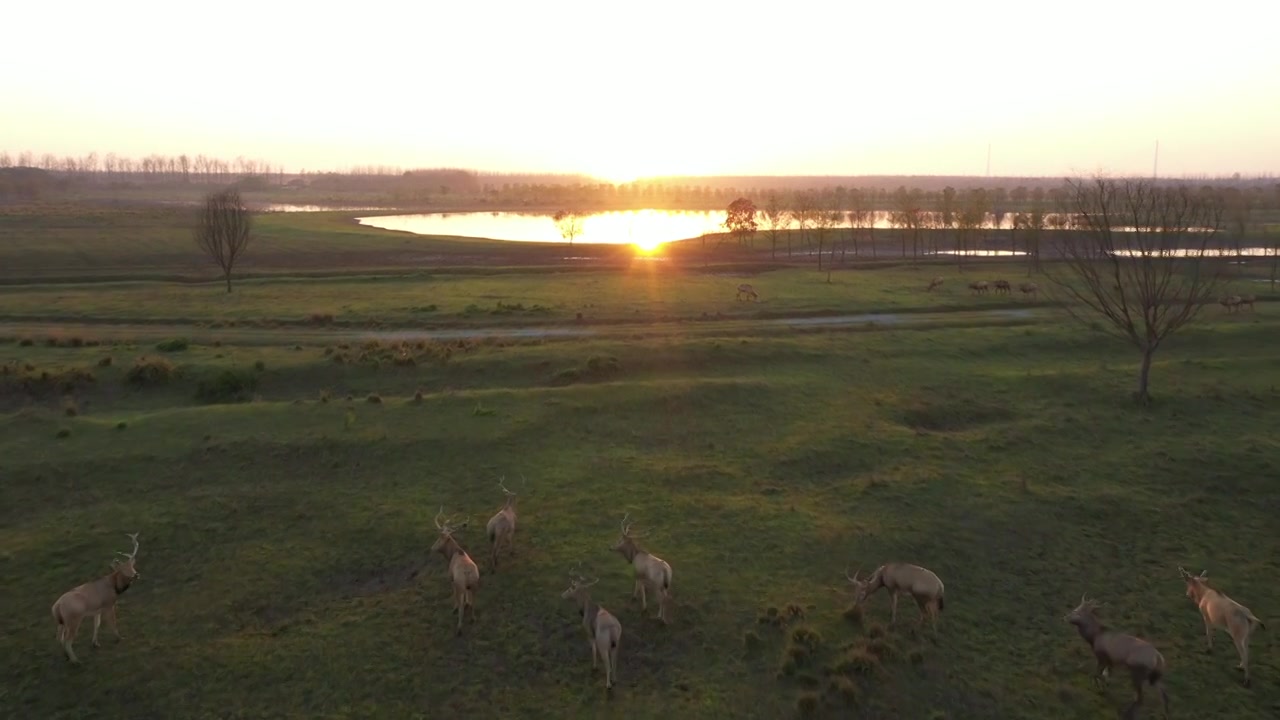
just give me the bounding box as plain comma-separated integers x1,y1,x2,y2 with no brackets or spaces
632,237,665,253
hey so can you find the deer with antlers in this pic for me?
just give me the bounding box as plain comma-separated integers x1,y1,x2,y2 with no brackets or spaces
611,513,673,624
561,569,623,690
485,477,521,572
1065,594,1170,719
926,276,945,292
846,562,945,629
736,283,759,302
432,508,480,635
1179,566,1266,686
51,533,141,664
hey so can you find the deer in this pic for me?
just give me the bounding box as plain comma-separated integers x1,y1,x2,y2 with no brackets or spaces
926,276,945,292
1179,566,1266,686
51,533,141,664
846,562,945,629
432,508,480,635
561,570,623,691
484,477,520,572
968,280,990,295
1219,295,1241,313
1236,294,1256,312
1064,595,1169,719
993,279,1011,294
611,513,673,624
1018,281,1038,298
736,283,759,302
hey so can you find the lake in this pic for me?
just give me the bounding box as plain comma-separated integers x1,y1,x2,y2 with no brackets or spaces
356,210,727,249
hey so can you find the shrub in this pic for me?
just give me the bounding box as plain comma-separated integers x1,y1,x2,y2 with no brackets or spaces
97,356,113,367
195,369,258,403
586,355,621,374
63,399,78,417
253,360,266,372
56,428,71,439
743,630,762,651
828,676,859,704
412,389,425,404
308,313,335,325
842,605,864,624
831,647,879,676
18,338,33,346
319,389,332,403
366,394,383,404
155,338,190,352
126,356,177,387
795,692,821,717
115,421,128,430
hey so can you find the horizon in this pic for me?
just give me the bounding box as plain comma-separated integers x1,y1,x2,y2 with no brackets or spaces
6,0,1278,180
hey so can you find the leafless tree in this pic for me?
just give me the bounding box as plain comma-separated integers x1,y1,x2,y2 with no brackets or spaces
761,192,790,260
1044,177,1226,404
552,210,583,245
194,188,253,293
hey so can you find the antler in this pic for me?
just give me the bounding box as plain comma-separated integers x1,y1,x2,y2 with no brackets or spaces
498,477,516,497
1178,566,1190,578
845,564,861,583
434,507,447,532
117,532,140,561
619,512,644,537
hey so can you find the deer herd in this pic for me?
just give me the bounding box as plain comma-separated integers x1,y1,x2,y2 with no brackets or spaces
50,505,1267,719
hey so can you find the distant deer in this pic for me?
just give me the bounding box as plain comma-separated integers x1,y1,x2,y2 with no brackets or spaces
736,283,758,302
1236,294,1256,312
846,562,945,628
611,513,674,624
1219,295,1241,313
1018,282,1038,298
51,533,141,664
1179,567,1265,686
993,279,1011,294
968,280,990,295
926,276,945,292
432,508,480,635
485,477,520,572
561,570,623,691
1065,595,1169,719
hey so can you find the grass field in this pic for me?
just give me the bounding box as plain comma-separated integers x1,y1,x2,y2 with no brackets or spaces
2,203,1278,719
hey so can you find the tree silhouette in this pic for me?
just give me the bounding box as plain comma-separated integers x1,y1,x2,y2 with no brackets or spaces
723,197,758,248
194,188,253,293
1045,177,1226,405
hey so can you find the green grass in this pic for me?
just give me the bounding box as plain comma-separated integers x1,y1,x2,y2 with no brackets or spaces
2,311,1279,718
0,266,1060,327
2,201,1278,717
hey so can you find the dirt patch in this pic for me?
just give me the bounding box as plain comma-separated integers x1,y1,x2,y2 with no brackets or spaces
336,559,432,598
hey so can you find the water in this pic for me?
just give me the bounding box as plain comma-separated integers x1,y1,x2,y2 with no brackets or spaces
1108,247,1277,258
356,209,727,247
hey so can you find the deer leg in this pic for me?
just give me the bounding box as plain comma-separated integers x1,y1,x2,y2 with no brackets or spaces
1122,668,1145,720
1204,615,1214,650
638,581,647,611
63,616,83,664
1093,657,1110,690
609,640,619,688
91,613,102,647
890,592,899,625
591,638,599,669
1233,631,1250,685
107,605,122,640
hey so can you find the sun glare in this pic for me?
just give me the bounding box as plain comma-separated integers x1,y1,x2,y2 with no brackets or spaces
632,237,664,253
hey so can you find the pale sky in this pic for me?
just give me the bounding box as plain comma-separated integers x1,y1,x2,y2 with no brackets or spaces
5,0,1278,181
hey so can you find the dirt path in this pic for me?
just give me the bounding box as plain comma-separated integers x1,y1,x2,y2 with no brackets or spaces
0,308,1045,346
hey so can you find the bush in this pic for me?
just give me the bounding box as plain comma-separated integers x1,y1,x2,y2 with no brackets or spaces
586,355,621,374
253,360,266,372
18,338,33,346
115,421,127,430
97,356,113,367
195,369,258,403
366,394,383,404
795,692,821,717
155,338,190,352
126,356,177,387
56,428,71,439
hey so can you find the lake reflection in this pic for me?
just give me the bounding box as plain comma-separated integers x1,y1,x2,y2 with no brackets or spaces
356,210,727,247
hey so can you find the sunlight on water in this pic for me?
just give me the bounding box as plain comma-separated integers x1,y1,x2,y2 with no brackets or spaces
259,204,390,212
356,210,727,247
932,249,1027,256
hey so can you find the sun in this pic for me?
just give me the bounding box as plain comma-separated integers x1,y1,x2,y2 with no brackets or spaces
632,237,665,253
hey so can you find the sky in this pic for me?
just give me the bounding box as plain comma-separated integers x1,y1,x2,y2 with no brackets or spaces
4,0,1278,181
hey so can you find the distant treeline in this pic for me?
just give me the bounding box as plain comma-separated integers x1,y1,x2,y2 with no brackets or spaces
2,149,1278,214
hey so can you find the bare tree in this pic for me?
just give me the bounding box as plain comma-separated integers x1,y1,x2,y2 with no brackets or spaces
551,210,583,245
194,188,253,293
761,192,789,260
1044,177,1226,405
